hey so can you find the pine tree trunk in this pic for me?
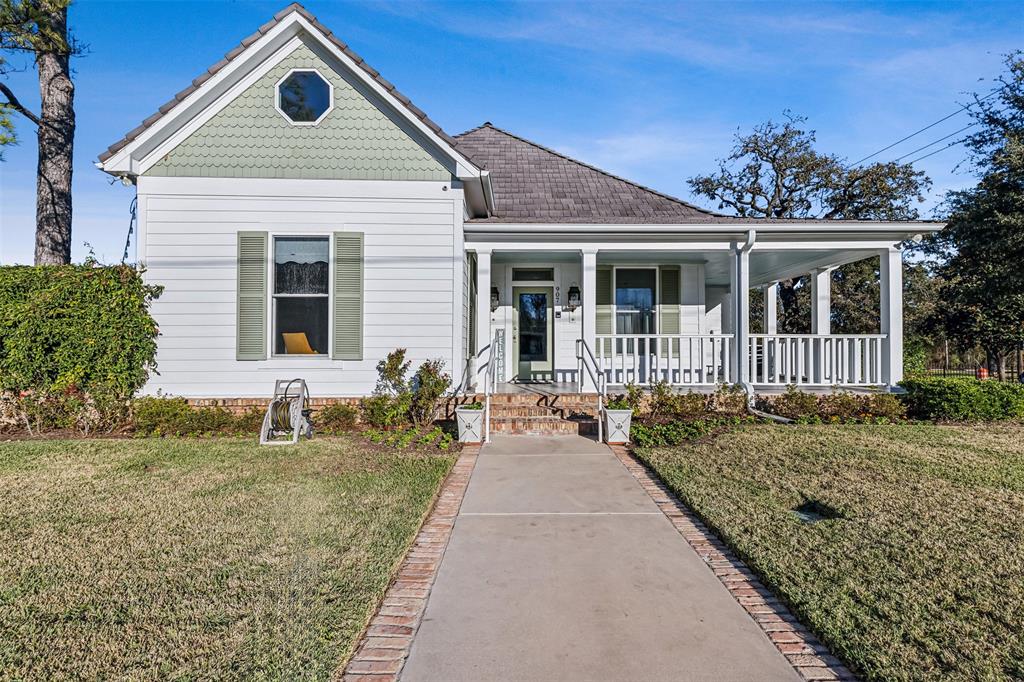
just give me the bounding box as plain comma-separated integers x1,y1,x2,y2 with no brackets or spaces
33,5,75,265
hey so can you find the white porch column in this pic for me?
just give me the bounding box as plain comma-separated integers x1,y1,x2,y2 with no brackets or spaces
810,268,832,383
763,282,778,334
581,249,598,391
730,244,751,385
475,249,492,390
811,268,832,334
880,248,903,388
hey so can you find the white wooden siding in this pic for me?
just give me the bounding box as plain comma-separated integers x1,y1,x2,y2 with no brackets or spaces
138,176,463,397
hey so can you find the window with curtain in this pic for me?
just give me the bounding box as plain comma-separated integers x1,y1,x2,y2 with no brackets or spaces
273,237,329,355
615,268,657,334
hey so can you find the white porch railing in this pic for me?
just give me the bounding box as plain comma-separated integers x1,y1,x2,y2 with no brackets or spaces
749,334,886,386
595,334,732,386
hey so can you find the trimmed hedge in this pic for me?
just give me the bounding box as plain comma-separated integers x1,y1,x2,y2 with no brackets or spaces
758,387,907,424
0,265,161,432
899,377,1024,421
133,396,263,437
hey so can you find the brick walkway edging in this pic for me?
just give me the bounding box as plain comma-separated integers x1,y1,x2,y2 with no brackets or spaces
609,445,857,682
341,445,480,682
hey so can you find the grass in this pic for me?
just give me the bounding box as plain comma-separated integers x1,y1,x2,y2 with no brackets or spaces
637,424,1024,682
0,436,454,680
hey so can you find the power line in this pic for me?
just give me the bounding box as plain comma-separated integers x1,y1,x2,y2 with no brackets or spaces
905,136,971,165
850,86,1003,167
893,121,978,162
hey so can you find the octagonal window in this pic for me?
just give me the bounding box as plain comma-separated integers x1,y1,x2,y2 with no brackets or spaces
277,69,332,124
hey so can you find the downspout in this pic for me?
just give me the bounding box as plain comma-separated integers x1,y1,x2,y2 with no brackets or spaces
736,229,756,401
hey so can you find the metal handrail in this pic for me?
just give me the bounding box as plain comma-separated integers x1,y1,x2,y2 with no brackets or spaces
483,329,504,443
576,338,607,442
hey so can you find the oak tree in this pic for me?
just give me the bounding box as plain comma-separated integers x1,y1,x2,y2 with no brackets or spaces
688,113,931,334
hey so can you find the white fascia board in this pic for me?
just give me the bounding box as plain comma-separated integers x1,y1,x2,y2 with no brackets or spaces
136,36,304,175
463,241,734,252
100,12,481,179
137,175,454,199
464,222,944,242
99,17,299,174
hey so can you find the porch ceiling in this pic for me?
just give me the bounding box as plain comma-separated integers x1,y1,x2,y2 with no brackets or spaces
482,247,884,287
599,249,883,287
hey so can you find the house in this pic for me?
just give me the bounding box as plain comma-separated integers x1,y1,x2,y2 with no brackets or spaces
98,3,940,406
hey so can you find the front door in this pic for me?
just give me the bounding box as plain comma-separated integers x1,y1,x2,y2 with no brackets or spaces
512,286,553,381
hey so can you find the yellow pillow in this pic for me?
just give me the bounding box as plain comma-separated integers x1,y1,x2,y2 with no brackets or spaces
282,332,316,354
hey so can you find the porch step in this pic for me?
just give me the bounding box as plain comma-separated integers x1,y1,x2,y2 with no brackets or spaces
489,403,600,419
490,415,599,436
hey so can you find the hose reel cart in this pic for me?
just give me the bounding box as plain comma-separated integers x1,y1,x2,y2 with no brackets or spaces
260,379,313,445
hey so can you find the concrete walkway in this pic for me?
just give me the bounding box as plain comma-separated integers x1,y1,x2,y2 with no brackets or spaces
401,435,800,682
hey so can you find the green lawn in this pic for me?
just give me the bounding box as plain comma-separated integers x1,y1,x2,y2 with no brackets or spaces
637,424,1024,682
0,437,453,680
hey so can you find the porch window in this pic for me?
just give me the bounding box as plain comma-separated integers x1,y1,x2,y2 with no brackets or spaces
512,268,554,282
615,268,657,334
273,237,329,355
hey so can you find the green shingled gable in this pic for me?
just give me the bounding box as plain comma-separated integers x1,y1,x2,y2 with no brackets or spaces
146,43,451,180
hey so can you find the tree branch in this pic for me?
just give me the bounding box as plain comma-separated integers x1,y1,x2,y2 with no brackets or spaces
0,81,41,126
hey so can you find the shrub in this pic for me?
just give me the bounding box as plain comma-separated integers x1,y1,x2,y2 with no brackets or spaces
360,349,453,429
709,384,748,416
132,396,261,437
410,359,451,426
760,387,906,424
374,348,412,396
316,403,358,432
607,383,744,422
770,386,820,420
0,265,161,432
631,417,754,447
360,393,411,429
1,389,104,435
899,377,1024,421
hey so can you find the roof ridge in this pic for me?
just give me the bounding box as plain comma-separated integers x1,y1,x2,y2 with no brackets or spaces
99,2,481,169
454,122,726,218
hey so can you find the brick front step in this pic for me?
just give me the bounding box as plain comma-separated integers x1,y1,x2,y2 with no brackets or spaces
454,393,601,406
490,416,596,435
488,404,601,420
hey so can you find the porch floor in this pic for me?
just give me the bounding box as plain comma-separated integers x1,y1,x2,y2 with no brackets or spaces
493,381,887,396
493,381,583,396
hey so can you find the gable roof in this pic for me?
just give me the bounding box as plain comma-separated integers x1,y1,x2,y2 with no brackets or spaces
98,2,478,172
454,123,734,224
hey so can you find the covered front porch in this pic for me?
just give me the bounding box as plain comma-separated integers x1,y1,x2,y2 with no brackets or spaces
466,224,908,393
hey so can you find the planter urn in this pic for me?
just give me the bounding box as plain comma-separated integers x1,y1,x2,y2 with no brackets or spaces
455,406,484,443
604,409,632,445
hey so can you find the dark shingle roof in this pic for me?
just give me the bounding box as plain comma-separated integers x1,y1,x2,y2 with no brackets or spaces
99,3,473,166
454,123,732,224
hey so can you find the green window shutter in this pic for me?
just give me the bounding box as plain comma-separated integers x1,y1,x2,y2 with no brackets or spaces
236,231,267,361
333,232,364,360
596,265,612,335
659,266,681,334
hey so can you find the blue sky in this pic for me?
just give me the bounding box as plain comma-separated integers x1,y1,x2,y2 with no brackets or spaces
1,0,1020,264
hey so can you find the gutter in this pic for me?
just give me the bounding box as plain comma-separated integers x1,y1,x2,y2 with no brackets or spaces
463,221,944,234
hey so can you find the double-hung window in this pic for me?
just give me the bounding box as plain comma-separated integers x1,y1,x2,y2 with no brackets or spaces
615,268,657,334
273,236,329,355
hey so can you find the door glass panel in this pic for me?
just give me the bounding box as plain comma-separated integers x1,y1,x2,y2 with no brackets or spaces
518,293,548,361
616,269,657,334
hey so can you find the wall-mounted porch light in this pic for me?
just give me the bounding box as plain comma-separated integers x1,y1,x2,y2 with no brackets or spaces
490,286,500,312
566,284,581,311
